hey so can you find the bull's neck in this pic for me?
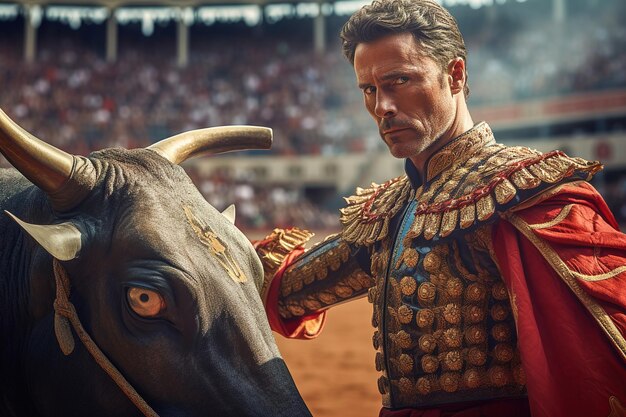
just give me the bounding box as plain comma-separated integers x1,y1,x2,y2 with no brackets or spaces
0,178,53,394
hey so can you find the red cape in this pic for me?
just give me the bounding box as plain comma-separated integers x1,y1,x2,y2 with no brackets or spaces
493,182,626,417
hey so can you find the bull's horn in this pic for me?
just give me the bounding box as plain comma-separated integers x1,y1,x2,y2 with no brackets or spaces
5,211,82,261
0,108,96,211
147,126,272,165
221,204,236,224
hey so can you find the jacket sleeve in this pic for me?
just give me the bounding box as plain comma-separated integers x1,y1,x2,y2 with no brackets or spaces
492,181,626,417
255,228,374,339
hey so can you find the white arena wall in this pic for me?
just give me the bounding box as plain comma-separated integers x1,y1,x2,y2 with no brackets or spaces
188,130,626,193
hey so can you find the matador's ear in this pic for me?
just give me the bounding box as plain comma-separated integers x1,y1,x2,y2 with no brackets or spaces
448,57,466,95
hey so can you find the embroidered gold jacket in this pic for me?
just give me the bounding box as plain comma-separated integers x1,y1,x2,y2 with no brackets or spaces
267,122,602,409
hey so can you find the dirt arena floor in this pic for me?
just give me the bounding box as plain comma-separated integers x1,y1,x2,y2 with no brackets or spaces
251,229,382,417
275,298,381,417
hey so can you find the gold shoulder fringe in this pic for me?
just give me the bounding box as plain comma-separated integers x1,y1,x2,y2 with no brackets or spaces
340,175,412,246
408,151,602,241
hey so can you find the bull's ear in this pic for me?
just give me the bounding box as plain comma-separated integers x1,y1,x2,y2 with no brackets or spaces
221,204,236,224
4,211,81,261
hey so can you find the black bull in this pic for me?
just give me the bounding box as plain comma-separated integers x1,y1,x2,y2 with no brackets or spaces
0,108,311,417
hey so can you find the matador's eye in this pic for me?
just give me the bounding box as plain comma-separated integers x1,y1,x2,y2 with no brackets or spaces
363,86,376,95
393,76,409,85
127,287,166,318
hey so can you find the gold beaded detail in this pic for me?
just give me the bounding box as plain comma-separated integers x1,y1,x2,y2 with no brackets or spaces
397,248,420,269
492,282,509,300
442,351,463,371
416,377,432,395
443,303,462,324
491,304,510,321
421,355,439,374
417,282,436,304
400,276,417,296
376,230,525,408
391,330,413,349
440,372,460,393
494,343,515,363
416,309,435,328
446,278,464,298
464,305,486,323
397,354,414,375
441,328,463,349
278,239,374,319
492,323,512,342
422,251,442,273
397,305,414,324
418,334,437,353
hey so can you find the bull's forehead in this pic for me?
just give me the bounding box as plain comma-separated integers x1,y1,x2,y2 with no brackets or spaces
110,186,264,301
89,149,264,292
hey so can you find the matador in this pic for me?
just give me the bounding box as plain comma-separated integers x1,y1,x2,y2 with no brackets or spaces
255,122,626,417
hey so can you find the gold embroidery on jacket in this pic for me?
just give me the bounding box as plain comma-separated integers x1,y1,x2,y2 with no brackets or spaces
608,396,626,417
279,267,373,318
410,149,601,241
281,240,350,296
340,122,602,246
378,233,525,408
369,238,393,404
426,123,494,182
572,266,626,282
529,204,574,229
256,227,315,302
341,176,413,246
278,240,374,318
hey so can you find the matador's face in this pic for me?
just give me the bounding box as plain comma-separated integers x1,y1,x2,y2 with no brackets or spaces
353,32,461,164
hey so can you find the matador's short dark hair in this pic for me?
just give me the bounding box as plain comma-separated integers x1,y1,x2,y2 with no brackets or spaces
340,0,470,97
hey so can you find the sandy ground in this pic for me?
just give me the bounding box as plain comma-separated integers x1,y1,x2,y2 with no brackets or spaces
275,298,381,417
251,229,382,417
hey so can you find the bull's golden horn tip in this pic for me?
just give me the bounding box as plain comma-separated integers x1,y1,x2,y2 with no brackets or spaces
259,126,273,149
148,125,274,164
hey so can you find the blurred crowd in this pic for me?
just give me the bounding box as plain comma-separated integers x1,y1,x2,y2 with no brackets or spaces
1,3,625,156
1,0,625,230
0,31,371,158
186,168,340,230
467,14,626,104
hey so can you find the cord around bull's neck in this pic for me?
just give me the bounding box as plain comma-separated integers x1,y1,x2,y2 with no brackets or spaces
52,258,160,417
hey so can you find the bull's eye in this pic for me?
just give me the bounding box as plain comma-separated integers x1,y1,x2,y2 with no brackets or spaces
127,287,166,318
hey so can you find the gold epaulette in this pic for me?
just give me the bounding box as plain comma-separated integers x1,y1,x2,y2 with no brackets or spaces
340,175,413,246
407,149,602,241
339,146,602,245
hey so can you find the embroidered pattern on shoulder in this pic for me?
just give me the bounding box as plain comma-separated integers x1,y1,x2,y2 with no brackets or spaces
426,122,494,182
340,175,413,246
407,148,602,241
